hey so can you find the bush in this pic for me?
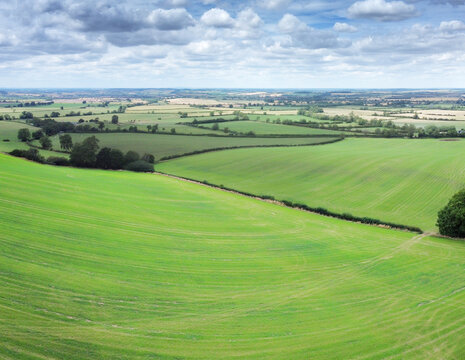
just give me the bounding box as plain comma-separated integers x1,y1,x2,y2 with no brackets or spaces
46,157,70,166
124,150,140,164
10,148,44,163
124,160,154,173
437,189,465,238
142,153,155,164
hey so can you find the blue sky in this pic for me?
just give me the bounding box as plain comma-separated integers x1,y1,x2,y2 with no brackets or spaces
0,0,464,88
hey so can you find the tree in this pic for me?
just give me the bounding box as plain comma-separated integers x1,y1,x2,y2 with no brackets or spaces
170,128,176,134
59,134,73,151
70,136,99,168
17,128,31,142
39,136,52,150
151,124,159,133
437,189,465,238
142,153,155,164
32,129,44,140
124,150,140,165
96,147,124,169
111,115,119,124
98,122,105,131
212,123,219,131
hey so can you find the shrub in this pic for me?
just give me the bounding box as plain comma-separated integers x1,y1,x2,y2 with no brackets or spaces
437,189,465,238
124,150,140,164
46,157,70,166
10,148,45,163
124,160,154,173
142,153,155,164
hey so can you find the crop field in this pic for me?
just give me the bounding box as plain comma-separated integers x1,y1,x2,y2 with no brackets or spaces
44,133,338,160
158,138,465,231
202,120,347,135
3,154,465,359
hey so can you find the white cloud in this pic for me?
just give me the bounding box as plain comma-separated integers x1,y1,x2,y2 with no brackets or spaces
278,14,348,49
201,8,234,28
348,0,417,21
257,0,291,11
333,22,358,32
439,20,465,32
147,8,195,31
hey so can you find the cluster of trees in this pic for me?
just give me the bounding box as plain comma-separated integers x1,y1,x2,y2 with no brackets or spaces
69,136,154,172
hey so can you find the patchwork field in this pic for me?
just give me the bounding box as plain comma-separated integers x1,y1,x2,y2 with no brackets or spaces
45,133,339,160
158,138,465,230
2,154,465,359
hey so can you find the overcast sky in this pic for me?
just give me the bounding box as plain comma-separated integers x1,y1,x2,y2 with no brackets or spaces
0,0,464,88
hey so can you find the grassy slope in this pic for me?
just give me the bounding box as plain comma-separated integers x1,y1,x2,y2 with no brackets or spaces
2,154,465,359
158,138,465,231
46,133,338,160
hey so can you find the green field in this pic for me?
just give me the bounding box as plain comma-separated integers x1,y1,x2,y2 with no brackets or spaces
0,121,65,158
44,133,339,160
158,138,465,231
202,120,347,135
2,154,465,359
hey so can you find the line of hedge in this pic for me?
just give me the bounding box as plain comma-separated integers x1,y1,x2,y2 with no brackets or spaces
157,172,423,233
158,137,344,161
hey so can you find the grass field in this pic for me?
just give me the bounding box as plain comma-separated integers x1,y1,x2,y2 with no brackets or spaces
0,121,65,158
44,133,339,160
202,120,347,135
2,154,465,359
158,138,465,231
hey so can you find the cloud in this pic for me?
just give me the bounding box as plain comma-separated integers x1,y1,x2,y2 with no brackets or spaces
200,8,235,28
333,22,358,32
237,8,263,29
278,14,348,49
257,0,291,10
147,8,195,31
348,0,417,21
439,20,465,32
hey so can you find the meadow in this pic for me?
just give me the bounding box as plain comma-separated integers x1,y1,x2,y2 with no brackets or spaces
201,120,347,135
2,154,465,359
44,132,339,160
158,138,465,231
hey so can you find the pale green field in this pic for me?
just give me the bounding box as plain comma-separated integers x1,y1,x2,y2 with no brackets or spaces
2,154,465,359
202,120,347,135
158,138,465,231
45,133,338,160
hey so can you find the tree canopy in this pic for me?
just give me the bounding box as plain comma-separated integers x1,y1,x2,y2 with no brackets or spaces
437,189,465,238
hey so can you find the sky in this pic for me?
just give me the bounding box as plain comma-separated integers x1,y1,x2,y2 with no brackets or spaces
0,0,465,88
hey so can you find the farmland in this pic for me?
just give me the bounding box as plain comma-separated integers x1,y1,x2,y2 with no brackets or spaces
158,137,465,231
43,132,339,160
3,154,465,359
3,88,465,359
201,120,347,135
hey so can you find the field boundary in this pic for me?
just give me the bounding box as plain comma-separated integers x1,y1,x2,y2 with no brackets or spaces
155,171,423,234
158,137,344,161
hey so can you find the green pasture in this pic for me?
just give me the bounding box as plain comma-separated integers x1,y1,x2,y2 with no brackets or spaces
158,138,465,231
0,121,65,157
2,154,465,359
202,120,347,135
45,133,338,160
